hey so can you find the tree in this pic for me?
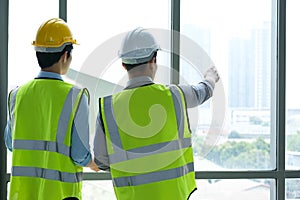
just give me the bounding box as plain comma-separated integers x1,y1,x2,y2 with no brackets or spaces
205,137,270,169
228,130,242,139
287,131,300,152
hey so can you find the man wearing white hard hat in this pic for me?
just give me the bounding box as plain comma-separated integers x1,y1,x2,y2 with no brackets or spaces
94,27,219,200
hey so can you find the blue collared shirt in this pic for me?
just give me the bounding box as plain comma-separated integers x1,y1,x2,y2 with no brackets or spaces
4,71,92,166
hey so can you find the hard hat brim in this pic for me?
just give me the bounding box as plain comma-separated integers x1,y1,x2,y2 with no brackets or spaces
34,42,78,53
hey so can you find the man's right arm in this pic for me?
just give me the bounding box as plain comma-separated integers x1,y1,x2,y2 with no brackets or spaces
178,66,219,108
93,112,110,171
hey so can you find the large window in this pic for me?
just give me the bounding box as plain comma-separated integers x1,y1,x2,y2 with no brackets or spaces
1,0,297,199
7,0,58,173
286,0,300,197
67,0,170,85
181,0,276,171
286,0,300,170
179,0,276,198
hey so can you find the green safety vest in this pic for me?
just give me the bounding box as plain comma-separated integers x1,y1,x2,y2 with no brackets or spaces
8,79,87,200
100,84,196,200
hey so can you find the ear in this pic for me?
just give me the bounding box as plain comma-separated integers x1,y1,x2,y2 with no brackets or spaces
149,57,156,63
61,51,68,63
122,63,127,70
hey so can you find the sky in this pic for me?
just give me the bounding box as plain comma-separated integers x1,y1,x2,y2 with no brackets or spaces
7,0,300,111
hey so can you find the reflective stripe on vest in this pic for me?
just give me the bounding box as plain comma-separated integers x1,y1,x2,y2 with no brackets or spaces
12,166,82,183
9,86,82,183
103,85,193,186
113,162,194,187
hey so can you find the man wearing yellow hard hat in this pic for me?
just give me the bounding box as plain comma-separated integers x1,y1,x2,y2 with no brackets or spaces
4,18,99,200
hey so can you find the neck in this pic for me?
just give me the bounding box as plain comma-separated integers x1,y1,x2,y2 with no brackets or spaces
42,63,64,75
127,64,154,80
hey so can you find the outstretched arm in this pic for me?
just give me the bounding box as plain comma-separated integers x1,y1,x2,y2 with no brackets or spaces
179,66,220,108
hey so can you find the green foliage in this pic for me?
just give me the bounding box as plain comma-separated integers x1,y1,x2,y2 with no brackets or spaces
192,134,205,156
205,137,270,169
287,131,300,152
249,116,263,125
228,130,242,139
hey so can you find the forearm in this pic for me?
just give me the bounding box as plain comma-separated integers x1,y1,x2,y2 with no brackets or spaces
4,122,12,152
178,80,214,108
70,93,92,167
94,113,110,171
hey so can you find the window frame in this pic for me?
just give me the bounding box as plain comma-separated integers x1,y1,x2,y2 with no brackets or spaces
0,0,295,199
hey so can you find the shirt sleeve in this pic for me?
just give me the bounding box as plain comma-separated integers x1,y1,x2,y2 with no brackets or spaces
178,80,215,108
93,112,110,171
4,118,12,152
70,93,92,166
4,93,12,152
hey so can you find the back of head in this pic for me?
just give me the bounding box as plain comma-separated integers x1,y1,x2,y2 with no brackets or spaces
32,18,77,68
119,27,160,67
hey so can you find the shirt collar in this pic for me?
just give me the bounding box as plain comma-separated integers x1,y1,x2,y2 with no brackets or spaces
36,71,63,81
125,76,154,89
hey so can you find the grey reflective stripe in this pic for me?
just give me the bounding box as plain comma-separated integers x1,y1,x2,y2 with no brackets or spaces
13,86,82,157
169,85,184,140
34,42,72,53
12,166,82,183
103,96,128,162
13,140,69,157
103,96,123,148
56,86,82,143
113,162,194,187
9,87,20,131
109,137,191,164
104,85,188,164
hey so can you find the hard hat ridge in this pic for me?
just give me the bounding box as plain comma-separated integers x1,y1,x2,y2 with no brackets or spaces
119,27,160,64
32,18,78,53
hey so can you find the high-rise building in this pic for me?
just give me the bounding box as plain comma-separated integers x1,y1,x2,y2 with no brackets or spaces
228,22,271,109
228,38,255,108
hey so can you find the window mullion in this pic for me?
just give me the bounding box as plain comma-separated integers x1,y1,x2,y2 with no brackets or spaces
59,0,67,21
171,0,180,84
276,0,287,199
0,0,9,198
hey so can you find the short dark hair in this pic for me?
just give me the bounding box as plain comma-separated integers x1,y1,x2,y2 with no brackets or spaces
36,44,73,69
123,51,157,71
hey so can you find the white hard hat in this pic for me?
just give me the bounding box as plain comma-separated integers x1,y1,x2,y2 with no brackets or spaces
118,27,160,64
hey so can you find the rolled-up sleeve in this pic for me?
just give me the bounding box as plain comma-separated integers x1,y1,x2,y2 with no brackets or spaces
93,112,110,171
71,93,92,166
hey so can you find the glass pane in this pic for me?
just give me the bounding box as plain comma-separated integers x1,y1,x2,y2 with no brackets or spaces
68,0,171,143
82,180,115,200
191,179,274,200
83,179,274,200
7,181,115,199
286,0,300,170
181,0,276,170
7,0,58,173
286,179,300,199
68,0,170,85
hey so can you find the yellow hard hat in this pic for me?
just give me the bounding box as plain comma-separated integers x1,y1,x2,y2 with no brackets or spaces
32,18,78,52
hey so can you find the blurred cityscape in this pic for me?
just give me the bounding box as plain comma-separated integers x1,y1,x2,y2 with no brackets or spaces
5,7,300,199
